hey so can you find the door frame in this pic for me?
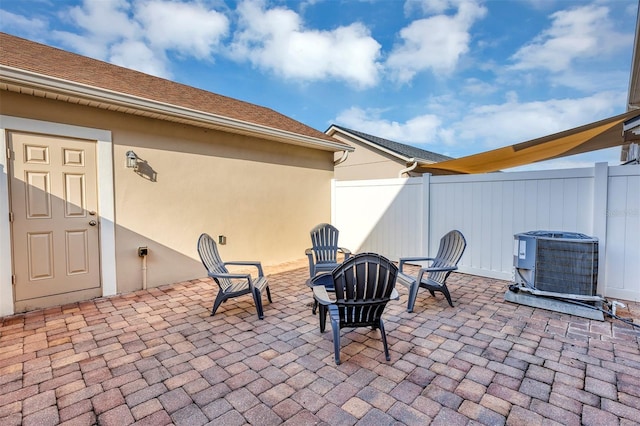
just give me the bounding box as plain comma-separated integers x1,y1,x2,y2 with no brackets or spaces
0,115,116,316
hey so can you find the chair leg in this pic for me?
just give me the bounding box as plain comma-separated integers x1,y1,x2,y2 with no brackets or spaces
253,289,265,320
328,306,341,365
266,286,272,303
331,322,341,365
319,305,327,333
440,285,454,307
407,281,419,313
307,256,316,279
379,319,390,361
211,292,226,316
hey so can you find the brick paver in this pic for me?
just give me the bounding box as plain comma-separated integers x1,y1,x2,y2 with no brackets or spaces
1,260,639,425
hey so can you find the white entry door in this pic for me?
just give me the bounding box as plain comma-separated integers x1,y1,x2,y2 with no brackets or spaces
8,131,101,312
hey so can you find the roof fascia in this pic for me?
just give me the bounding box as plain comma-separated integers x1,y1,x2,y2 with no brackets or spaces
326,125,424,163
623,114,640,143
628,5,640,109
622,7,640,160
1,66,350,152
623,114,640,132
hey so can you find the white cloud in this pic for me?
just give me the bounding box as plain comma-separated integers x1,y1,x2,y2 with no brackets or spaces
453,91,625,149
51,0,229,78
64,0,140,48
51,30,112,61
109,39,171,77
549,69,630,93
335,107,443,144
52,0,139,62
335,90,625,160
462,77,498,96
0,10,48,37
228,0,381,88
5,0,381,85
510,5,630,73
135,0,229,59
387,0,487,82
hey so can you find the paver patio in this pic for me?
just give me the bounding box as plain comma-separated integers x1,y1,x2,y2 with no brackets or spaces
1,260,639,425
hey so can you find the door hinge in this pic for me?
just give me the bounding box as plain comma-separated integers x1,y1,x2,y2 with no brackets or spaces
9,212,14,222
6,148,10,160
11,275,16,285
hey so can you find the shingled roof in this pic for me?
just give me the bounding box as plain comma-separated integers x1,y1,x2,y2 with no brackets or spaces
327,125,452,163
0,32,350,152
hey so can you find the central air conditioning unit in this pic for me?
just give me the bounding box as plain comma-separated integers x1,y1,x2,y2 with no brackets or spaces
513,230,599,296
506,230,604,321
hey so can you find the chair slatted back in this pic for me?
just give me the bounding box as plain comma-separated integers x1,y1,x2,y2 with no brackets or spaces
197,233,232,291
310,223,340,264
429,230,467,284
331,253,398,328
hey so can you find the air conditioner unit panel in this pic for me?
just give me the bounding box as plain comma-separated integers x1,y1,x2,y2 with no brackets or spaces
514,234,537,269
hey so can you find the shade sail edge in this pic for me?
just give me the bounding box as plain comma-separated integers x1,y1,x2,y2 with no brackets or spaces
417,110,640,174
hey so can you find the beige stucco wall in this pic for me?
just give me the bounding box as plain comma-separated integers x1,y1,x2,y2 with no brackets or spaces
331,133,409,180
2,91,333,295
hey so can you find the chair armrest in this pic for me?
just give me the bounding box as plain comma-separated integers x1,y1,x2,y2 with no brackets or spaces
210,272,256,292
396,272,414,288
305,248,313,256
390,288,400,301
416,265,457,282
223,261,264,277
310,274,333,286
398,256,435,271
209,272,252,281
313,285,334,305
338,247,352,259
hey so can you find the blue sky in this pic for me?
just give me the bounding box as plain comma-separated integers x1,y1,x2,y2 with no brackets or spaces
1,0,638,170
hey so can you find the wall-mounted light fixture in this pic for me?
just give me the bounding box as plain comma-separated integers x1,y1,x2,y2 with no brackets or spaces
126,150,138,169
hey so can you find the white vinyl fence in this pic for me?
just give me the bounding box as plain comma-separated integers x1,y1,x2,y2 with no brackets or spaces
332,163,640,302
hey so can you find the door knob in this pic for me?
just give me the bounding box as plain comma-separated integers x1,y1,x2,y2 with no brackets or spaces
89,211,96,216
89,220,97,226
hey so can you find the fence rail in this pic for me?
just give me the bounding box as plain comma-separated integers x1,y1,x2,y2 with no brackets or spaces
332,163,640,302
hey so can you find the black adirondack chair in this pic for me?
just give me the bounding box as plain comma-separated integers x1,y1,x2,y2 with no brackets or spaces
313,253,399,365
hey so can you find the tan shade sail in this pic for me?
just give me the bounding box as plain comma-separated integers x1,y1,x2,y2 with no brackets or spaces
416,110,640,175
